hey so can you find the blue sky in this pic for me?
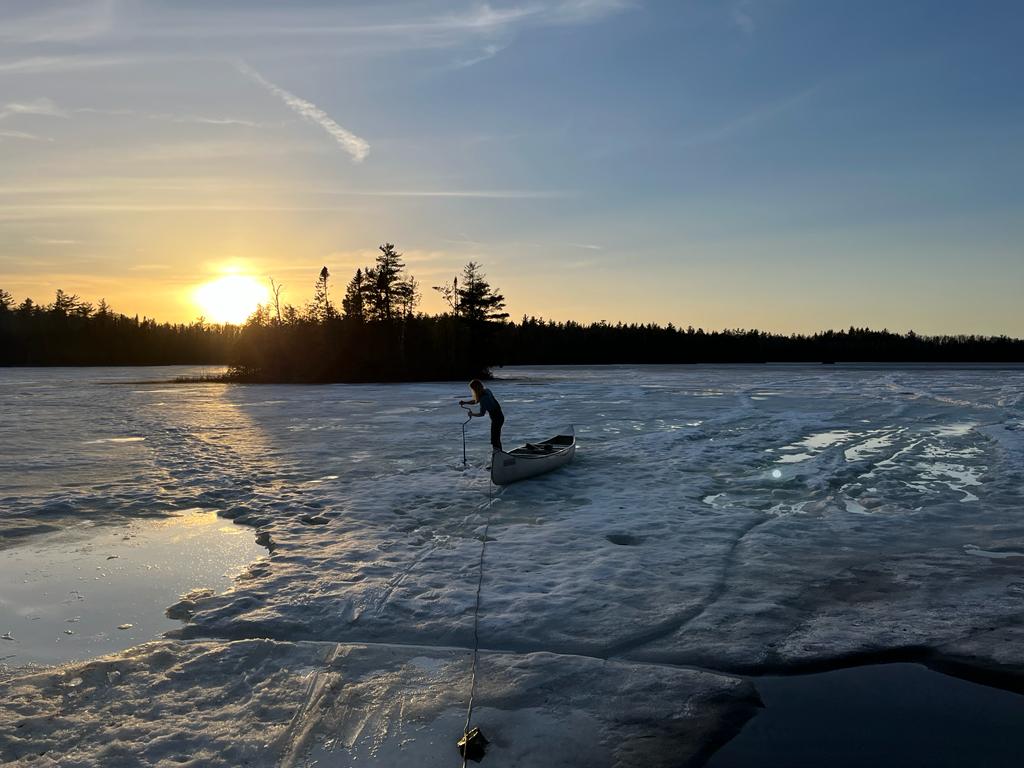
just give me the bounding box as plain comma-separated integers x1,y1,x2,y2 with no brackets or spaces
1,0,1022,333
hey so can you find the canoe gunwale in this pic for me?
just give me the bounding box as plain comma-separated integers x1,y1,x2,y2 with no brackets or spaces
490,427,576,485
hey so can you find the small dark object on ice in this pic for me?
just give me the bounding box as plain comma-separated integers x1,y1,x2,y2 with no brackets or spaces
457,727,488,762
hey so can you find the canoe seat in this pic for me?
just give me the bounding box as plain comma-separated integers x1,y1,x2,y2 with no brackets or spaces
523,442,556,453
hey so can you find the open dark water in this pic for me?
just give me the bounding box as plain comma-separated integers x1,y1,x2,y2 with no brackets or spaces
707,663,1024,768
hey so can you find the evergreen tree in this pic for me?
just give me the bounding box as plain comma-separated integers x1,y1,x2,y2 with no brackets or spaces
51,289,82,315
309,266,335,322
364,243,415,321
399,275,420,318
456,262,507,322
0,288,12,312
342,268,366,320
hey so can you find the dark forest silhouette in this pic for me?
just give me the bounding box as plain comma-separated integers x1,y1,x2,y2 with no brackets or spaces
2,245,1023,378
0,288,235,365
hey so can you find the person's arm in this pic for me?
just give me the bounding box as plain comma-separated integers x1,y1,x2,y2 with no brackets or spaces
458,396,483,416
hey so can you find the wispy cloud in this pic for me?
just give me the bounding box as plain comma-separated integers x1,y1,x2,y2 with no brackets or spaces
546,0,638,25
235,61,369,162
0,129,51,142
0,0,114,44
0,2,635,66
0,97,67,121
436,1,636,65
434,3,540,33
731,0,756,36
73,107,261,127
73,107,136,116
103,1,632,40
333,189,566,198
455,43,506,68
167,115,260,127
444,236,603,251
679,86,821,148
0,55,126,75
0,204,355,221
1,179,564,200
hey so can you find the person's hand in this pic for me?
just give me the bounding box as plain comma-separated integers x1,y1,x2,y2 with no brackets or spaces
458,400,465,405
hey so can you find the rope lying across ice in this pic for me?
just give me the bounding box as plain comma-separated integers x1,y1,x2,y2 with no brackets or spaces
460,472,494,767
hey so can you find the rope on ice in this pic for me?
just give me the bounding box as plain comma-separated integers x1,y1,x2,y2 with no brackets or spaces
457,462,494,765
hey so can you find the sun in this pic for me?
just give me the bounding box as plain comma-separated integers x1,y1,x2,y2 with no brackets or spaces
193,275,270,324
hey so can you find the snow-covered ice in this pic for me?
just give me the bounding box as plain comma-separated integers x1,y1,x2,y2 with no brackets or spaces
2,364,1024,765
0,639,757,768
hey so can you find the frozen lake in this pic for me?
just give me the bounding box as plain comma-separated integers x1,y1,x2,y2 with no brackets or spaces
1,510,263,668
707,662,1024,767
1,364,1023,767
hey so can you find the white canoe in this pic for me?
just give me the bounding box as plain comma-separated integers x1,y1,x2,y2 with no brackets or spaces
490,428,576,485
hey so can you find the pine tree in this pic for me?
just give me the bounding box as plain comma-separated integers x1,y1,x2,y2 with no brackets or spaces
0,288,12,312
342,268,366,320
365,243,415,321
398,275,420,318
51,289,82,315
456,262,507,322
309,266,336,322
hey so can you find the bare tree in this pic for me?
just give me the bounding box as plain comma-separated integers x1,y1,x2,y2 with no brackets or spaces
432,276,459,315
269,277,283,324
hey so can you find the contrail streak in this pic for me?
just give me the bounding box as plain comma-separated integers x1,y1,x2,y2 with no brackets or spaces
236,61,369,162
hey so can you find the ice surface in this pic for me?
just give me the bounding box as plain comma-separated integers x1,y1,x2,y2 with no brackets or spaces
0,510,263,667
0,639,756,768
2,364,1024,764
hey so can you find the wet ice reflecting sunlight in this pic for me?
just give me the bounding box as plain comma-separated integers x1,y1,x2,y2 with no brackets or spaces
0,510,263,668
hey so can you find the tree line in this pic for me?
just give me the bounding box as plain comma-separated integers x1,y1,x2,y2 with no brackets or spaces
3,243,1023,377
490,320,1024,365
0,288,235,366
232,244,507,381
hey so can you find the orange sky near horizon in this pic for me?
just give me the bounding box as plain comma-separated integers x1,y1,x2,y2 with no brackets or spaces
2,2,1023,337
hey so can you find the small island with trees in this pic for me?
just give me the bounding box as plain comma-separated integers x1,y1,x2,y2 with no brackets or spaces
2,242,1023,381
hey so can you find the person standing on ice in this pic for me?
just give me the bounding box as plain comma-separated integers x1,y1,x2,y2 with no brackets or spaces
460,379,504,452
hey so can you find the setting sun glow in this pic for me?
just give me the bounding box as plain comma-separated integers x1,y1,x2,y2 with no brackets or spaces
193,275,270,325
